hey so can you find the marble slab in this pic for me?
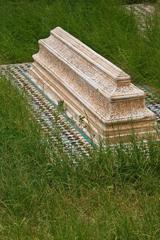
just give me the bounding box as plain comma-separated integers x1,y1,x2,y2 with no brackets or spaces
29,27,157,143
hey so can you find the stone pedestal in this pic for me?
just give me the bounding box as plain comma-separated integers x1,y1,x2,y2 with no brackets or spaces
29,27,157,143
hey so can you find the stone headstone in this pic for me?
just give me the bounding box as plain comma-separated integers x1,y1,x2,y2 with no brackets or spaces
30,27,157,143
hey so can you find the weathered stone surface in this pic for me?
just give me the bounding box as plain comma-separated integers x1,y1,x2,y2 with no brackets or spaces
126,4,155,30
30,27,157,143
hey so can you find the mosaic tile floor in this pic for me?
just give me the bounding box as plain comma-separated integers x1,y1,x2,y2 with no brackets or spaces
0,63,92,155
142,86,160,123
0,63,159,153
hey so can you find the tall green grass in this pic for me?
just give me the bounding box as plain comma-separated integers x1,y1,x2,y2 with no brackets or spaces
0,1,160,238
0,0,160,87
0,77,160,239
123,0,157,3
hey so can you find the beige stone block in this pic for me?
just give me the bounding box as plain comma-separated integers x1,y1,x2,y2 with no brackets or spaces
29,27,157,143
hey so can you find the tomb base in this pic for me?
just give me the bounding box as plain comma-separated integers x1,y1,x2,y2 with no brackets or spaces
30,27,157,143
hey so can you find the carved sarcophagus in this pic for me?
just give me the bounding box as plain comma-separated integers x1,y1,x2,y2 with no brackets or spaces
30,27,157,143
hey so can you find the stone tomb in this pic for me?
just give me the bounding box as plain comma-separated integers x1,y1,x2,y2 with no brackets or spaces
29,27,157,143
